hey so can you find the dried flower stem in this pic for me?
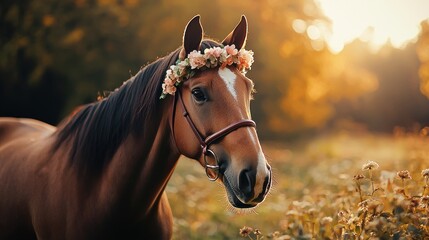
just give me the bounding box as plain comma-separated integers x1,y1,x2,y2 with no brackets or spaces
424,177,429,196
359,210,368,238
402,179,407,196
311,221,315,238
369,170,375,196
355,180,363,202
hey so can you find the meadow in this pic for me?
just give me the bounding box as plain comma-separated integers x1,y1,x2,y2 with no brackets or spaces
167,129,429,239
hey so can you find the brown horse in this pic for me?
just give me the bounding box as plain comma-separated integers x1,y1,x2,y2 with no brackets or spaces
0,15,271,239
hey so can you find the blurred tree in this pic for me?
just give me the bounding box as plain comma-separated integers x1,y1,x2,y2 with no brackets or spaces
334,40,429,132
417,20,429,99
1,0,424,138
237,0,378,137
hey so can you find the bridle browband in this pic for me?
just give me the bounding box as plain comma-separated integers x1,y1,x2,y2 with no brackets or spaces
171,90,256,181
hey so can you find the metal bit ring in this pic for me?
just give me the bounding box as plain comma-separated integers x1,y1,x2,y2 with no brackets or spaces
204,149,220,181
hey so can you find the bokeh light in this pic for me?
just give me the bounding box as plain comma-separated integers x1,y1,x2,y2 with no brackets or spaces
315,0,429,53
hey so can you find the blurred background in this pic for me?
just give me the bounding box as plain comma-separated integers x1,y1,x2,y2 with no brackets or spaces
3,0,429,239
2,0,429,138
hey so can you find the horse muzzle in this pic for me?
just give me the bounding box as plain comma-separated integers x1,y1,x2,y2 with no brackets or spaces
222,163,272,209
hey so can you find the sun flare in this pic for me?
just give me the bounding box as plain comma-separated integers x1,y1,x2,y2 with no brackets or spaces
307,0,429,53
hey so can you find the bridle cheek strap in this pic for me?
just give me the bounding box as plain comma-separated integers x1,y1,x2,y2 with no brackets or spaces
172,90,256,181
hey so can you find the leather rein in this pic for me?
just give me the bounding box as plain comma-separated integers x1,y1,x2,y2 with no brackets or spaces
171,90,256,181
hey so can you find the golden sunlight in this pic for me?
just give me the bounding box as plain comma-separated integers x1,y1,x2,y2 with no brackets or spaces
313,0,429,53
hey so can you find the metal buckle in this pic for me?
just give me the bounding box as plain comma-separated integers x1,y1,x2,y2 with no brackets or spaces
204,149,219,181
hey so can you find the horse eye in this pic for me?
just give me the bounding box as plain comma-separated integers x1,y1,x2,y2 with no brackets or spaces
191,88,207,103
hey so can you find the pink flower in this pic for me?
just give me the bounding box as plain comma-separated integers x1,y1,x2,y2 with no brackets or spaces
221,45,239,68
204,47,223,67
204,47,223,58
224,44,238,56
188,50,206,69
160,45,255,98
237,49,254,71
219,49,228,64
164,77,175,86
162,77,177,95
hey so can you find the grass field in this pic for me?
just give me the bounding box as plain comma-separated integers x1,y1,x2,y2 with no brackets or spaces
166,130,429,239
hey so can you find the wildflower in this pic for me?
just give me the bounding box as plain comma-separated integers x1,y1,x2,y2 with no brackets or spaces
362,161,379,171
347,216,360,225
354,174,365,181
271,231,281,238
253,229,262,236
320,216,333,225
397,170,412,180
307,208,317,216
422,169,429,178
362,161,379,196
337,210,350,223
285,209,300,216
337,210,347,220
239,226,253,237
292,200,312,209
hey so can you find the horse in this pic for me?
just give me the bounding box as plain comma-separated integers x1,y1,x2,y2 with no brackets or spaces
0,15,272,239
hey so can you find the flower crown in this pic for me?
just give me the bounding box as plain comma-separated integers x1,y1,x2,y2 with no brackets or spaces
160,44,254,99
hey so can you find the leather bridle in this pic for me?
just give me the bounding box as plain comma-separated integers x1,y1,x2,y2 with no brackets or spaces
171,90,256,181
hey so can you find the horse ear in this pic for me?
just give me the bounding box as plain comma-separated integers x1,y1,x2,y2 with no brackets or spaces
222,15,248,50
180,15,203,60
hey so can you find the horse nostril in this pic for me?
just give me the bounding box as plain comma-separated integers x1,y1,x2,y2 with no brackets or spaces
238,169,255,201
264,167,272,193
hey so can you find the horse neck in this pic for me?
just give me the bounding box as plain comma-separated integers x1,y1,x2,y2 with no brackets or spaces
96,101,180,215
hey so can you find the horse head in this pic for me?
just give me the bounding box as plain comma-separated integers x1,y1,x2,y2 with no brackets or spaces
169,16,272,208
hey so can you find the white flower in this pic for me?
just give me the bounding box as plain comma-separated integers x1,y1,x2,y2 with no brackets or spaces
362,160,379,171
320,216,333,225
422,169,429,178
161,77,177,96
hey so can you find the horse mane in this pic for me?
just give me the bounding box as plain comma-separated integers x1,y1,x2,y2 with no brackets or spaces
54,40,222,173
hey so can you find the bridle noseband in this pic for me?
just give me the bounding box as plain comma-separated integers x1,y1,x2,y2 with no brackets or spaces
172,90,256,181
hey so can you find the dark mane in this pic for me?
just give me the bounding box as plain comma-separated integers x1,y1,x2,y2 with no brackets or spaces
54,40,223,173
